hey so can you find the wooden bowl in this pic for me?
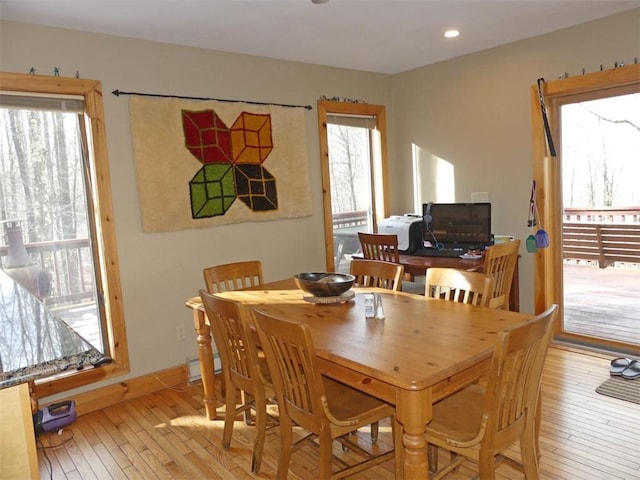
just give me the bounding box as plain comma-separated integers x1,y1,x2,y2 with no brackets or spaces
293,272,355,297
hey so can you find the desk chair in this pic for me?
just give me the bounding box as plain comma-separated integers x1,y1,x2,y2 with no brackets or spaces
199,290,276,474
425,267,493,307
252,308,400,480
350,258,404,291
482,240,521,310
425,304,558,479
203,260,263,294
358,232,399,262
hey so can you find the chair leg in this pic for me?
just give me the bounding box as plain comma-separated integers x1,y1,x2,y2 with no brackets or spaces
478,449,496,479
521,424,541,479
427,444,438,474
318,430,333,480
251,395,267,474
277,416,294,480
370,421,379,443
393,416,404,479
222,382,236,448
242,391,255,425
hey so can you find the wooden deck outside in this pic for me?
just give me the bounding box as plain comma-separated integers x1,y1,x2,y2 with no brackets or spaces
563,262,640,346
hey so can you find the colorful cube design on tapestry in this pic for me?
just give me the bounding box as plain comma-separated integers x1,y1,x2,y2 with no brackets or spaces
182,110,233,164
235,164,278,211
190,164,236,218
231,112,273,164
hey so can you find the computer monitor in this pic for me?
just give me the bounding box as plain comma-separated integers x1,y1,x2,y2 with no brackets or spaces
422,202,492,248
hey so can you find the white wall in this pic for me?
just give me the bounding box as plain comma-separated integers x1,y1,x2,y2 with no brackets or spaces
0,21,392,394
390,9,640,314
1,9,639,396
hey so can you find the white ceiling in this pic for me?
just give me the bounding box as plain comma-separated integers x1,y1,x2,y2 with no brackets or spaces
1,0,638,74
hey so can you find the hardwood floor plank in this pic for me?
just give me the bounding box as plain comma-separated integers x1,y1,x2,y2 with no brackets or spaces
62,436,98,480
92,443,128,480
67,426,113,479
119,442,160,480
94,410,129,447
84,412,133,469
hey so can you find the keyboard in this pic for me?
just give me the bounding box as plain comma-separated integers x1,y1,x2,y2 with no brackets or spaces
413,248,466,258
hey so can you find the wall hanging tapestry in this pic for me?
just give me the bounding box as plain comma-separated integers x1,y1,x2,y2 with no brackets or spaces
130,96,312,232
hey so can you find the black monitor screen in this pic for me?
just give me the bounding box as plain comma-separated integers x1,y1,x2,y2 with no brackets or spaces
422,202,492,247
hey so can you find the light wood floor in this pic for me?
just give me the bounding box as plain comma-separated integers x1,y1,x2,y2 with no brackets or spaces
36,346,640,480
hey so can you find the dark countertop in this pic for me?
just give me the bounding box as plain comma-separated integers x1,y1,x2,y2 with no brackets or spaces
0,268,102,388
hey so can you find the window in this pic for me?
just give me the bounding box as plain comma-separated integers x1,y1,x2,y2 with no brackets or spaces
0,73,128,396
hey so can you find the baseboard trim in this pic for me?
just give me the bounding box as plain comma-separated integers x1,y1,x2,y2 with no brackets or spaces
60,363,190,416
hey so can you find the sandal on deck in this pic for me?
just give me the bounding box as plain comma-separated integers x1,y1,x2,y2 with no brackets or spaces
610,357,633,376
620,360,640,380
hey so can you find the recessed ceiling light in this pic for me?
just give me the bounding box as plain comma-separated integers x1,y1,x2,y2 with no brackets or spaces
444,30,460,38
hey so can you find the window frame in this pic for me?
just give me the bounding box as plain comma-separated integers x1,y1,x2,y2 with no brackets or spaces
0,72,129,397
317,100,390,272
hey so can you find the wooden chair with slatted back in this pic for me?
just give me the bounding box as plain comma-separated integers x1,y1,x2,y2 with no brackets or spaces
424,267,493,307
425,304,558,479
203,260,263,294
349,257,404,442
251,308,401,480
358,232,400,263
199,290,276,474
482,240,521,310
350,258,404,292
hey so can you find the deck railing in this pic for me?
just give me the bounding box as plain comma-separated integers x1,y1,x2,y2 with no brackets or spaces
562,207,640,268
0,238,95,306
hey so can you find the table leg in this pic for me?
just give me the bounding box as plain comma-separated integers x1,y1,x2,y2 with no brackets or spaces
191,307,217,420
396,388,431,479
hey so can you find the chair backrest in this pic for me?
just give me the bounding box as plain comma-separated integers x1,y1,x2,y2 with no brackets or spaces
251,308,329,434
358,232,400,263
203,260,264,294
483,240,521,309
350,258,404,291
425,267,494,307
481,304,558,452
199,289,268,392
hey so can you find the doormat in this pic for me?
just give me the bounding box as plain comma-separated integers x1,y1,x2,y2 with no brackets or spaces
595,376,640,405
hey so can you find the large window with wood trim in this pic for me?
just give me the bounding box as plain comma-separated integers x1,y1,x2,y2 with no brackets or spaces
0,73,128,396
531,64,640,353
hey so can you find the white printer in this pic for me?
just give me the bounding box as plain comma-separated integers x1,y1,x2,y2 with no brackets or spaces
378,215,424,254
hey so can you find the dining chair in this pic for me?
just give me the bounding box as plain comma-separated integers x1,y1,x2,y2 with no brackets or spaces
481,240,521,310
425,304,558,479
357,232,426,294
349,257,404,442
350,258,404,291
251,308,401,480
424,267,493,307
202,260,263,294
358,232,400,262
199,290,276,474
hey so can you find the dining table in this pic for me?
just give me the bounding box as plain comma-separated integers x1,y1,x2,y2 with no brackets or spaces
185,278,533,478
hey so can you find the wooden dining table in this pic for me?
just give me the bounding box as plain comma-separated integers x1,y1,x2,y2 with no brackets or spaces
185,278,532,478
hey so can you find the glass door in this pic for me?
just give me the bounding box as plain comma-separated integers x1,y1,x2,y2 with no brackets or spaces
560,90,640,346
317,101,390,273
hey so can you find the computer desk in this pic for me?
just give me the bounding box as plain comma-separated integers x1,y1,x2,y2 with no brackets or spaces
398,253,520,312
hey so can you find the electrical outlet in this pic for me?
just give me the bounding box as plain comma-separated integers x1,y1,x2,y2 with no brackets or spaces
176,324,186,341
